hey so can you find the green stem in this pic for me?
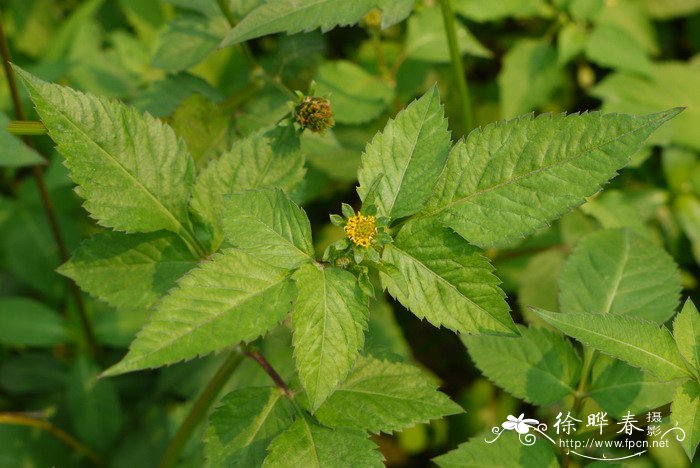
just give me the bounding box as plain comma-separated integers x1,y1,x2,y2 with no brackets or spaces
572,347,596,415
158,350,244,468
438,0,475,135
7,120,47,135
0,13,101,362
0,413,103,465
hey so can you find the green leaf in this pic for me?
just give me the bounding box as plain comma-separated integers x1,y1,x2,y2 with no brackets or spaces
675,194,700,264
673,299,700,375
434,431,559,468
517,249,565,326
14,67,196,236
671,379,700,460
58,231,198,313
381,218,517,335
223,188,314,270
453,0,553,22
205,387,294,467
557,22,587,65
262,418,383,468
291,264,368,410
642,0,700,19
588,356,678,418
315,355,463,433
103,249,296,376
405,8,492,63
152,14,228,72
421,109,681,248
0,297,67,347
357,86,451,220
585,23,652,76
221,0,377,47
378,0,416,28
67,357,123,451
498,39,564,118
534,309,691,381
0,113,45,167
464,325,581,405
313,61,394,125
593,63,700,151
558,229,680,322
191,127,305,248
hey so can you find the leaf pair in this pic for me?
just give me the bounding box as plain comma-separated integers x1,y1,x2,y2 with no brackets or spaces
204,355,462,467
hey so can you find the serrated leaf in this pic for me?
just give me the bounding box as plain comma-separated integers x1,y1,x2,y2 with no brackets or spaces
103,249,295,376
58,231,198,313
0,297,68,347
313,61,394,125
434,431,559,468
535,309,691,381
558,229,680,323
223,188,314,270
221,0,377,47
0,113,45,168
588,356,677,418
292,264,368,410
421,109,681,248
205,387,294,468
262,418,383,468
381,218,517,336
15,67,196,236
671,379,700,460
673,299,700,375
315,355,462,433
191,126,304,248
357,86,451,220
464,325,581,405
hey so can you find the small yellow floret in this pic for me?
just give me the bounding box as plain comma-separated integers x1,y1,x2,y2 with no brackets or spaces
344,212,377,248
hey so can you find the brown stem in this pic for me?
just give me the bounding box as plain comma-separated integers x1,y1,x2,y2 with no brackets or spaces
244,349,294,398
0,14,101,361
0,413,103,465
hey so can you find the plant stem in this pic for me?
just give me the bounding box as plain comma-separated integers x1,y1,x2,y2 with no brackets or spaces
0,413,103,465
0,14,101,362
370,29,391,82
244,349,294,398
572,347,596,415
7,120,47,135
439,0,475,135
158,350,244,468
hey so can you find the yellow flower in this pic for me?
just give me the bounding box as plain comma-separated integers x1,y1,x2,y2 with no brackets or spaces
344,212,377,248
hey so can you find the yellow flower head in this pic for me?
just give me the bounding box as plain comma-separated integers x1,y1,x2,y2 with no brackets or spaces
344,212,377,248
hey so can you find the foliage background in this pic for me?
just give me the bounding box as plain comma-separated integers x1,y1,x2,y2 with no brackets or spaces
1,0,700,466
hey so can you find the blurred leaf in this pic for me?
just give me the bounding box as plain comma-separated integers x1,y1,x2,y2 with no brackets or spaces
58,230,198,313
593,62,700,151
301,130,360,182
453,0,552,21
585,23,652,76
365,299,411,359
314,60,394,125
518,249,565,325
315,355,463,433
557,22,587,65
0,113,45,168
378,0,416,28
498,39,564,118
262,418,383,467
0,353,67,394
535,309,692,381
205,387,294,467
153,14,229,72
0,297,67,347
104,249,296,375
131,73,224,117
674,194,700,264
405,8,491,63
464,325,581,405
67,357,123,451
292,264,368,410
559,229,680,322
643,0,700,19
671,379,700,460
